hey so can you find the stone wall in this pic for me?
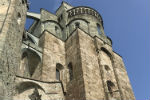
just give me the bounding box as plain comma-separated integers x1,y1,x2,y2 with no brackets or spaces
41,9,58,22
43,21,62,38
65,29,86,100
39,31,66,83
67,19,89,35
65,28,135,100
13,76,64,100
77,29,106,100
0,1,135,100
94,37,121,100
113,53,135,100
0,0,27,99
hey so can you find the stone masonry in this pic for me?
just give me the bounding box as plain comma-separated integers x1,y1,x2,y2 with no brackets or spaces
0,1,135,100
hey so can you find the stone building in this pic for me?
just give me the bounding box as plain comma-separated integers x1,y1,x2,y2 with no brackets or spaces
0,0,135,100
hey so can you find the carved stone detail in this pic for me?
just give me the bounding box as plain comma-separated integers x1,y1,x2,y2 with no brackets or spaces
28,88,42,100
67,7,102,21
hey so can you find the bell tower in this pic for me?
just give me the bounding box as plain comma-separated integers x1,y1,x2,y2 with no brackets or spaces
62,3,135,100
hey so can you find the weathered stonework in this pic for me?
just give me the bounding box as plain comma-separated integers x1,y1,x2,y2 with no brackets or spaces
0,0,27,99
0,1,135,100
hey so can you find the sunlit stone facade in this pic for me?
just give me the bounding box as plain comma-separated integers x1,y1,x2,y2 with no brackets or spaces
0,1,135,100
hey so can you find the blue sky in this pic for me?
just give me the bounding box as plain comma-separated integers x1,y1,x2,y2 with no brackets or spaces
26,0,150,99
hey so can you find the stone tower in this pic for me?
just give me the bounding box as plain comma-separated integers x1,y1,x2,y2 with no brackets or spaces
0,0,28,99
0,1,135,100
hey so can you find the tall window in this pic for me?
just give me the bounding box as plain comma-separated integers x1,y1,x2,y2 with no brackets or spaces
58,14,63,22
107,80,115,95
56,68,60,80
17,13,21,25
56,63,63,81
22,0,25,4
55,26,59,35
97,23,102,34
68,63,73,81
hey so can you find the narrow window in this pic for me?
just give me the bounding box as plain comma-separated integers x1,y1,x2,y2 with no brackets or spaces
22,31,27,41
97,23,102,34
86,9,88,14
82,8,86,14
55,26,58,32
68,63,73,81
17,13,21,25
58,14,63,22
55,26,59,35
56,63,63,81
22,0,25,4
61,14,63,19
56,68,60,80
107,80,115,94
58,18,60,22
78,8,81,14
75,22,80,28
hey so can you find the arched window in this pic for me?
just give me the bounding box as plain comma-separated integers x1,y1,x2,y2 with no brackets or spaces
17,12,21,25
107,80,115,94
56,63,63,81
56,68,60,80
68,63,73,81
97,23,102,34
20,49,42,78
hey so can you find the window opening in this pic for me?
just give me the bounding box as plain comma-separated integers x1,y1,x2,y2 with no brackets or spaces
56,68,60,80
68,63,73,81
107,80,115,95
75,22,80,28
56,63,63,81
17,13,21,25
55,26,58,31
22,0,25,4
55,26,59,35
58,14,63,22
97,23,102,34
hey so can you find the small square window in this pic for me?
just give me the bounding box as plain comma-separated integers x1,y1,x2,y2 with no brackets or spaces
75,22,80,28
